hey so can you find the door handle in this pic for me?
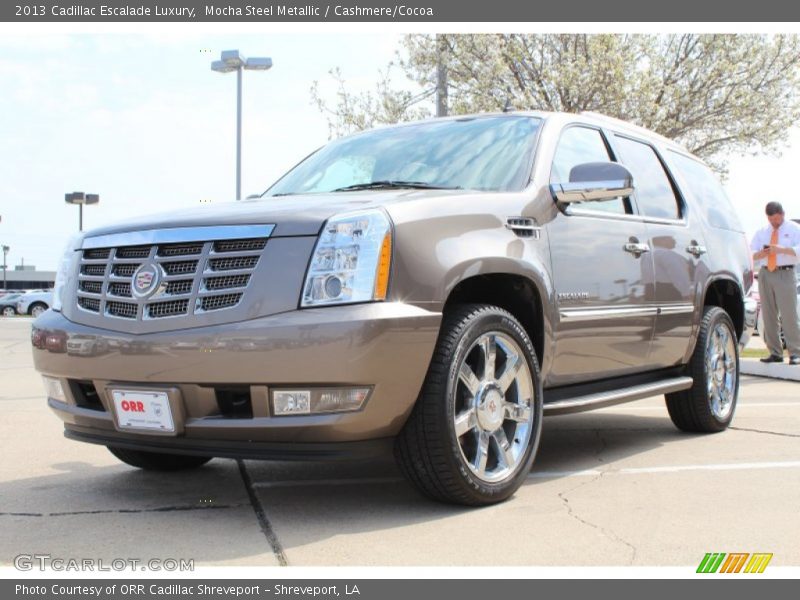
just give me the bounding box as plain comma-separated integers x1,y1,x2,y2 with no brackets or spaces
623,242,650,256
686,244,707,257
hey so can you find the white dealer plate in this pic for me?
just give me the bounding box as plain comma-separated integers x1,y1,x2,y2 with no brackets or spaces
111,389,175,433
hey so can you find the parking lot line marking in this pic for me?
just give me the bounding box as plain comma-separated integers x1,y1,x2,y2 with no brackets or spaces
528,469,604,478
531,460,800,478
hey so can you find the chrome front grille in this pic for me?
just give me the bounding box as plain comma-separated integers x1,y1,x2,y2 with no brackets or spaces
116,246,150,259
208,255,259,271
75,230,269,321
147,299,190,319
107,282,132,297
158,243,203,257
78,297,101,312
107,300,137,319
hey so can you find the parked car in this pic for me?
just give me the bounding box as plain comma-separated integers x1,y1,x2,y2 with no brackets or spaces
31,111,755,505
0,293,24,316
17,290,53,318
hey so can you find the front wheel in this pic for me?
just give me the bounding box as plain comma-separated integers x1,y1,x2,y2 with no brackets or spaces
108,447,213,471
666,306,739,433
2,306,15,317
395,304,543,506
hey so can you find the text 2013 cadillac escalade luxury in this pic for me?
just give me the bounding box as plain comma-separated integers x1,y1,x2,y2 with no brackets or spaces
31,111,756,505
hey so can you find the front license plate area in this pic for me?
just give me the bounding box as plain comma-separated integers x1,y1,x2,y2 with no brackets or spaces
111,389,175,434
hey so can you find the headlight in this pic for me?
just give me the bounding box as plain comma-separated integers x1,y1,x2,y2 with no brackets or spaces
52,235,81,312
301,210,392,307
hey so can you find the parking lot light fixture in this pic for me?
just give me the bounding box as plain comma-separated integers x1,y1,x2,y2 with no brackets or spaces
211,50,273,201
65,192,100,232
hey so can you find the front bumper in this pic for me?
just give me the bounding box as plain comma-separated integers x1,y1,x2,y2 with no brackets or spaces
32,302,441,455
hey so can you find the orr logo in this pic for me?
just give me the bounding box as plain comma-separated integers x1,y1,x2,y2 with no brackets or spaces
120,400,145,413
697,552,773,574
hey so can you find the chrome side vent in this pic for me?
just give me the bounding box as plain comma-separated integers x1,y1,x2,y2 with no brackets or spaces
505,217,541,239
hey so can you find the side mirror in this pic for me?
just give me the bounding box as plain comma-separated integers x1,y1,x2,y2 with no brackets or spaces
550,162,634,204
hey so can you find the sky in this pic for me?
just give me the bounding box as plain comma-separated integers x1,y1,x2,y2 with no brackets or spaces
0,33,400,270
0,32,799,271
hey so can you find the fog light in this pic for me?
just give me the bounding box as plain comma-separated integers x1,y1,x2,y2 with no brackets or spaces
272,391,311,415
42,376,66,402
315,388,370,413
271,387,371,416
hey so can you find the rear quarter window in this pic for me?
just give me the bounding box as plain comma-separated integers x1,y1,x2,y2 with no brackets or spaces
666,151,744,232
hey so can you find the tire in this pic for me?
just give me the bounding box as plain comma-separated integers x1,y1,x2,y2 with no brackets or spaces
107,447,212,471
2,306,15,317
394,304,543,506
29,303,47,318
666,306,739,433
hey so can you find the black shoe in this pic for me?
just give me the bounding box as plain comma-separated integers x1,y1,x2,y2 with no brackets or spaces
790,356,800,365
760,354,784,363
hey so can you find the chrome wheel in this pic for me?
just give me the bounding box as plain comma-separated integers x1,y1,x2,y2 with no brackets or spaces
2,307,14,317
706,322,737,421
31,305,46,318
453,332,535,483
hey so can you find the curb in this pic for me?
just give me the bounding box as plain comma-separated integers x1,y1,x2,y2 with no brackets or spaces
741,358,800,382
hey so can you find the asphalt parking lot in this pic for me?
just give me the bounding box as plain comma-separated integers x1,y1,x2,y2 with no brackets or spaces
1,317,798,567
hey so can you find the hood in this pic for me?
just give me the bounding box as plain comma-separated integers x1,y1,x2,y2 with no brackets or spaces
80,189,471,242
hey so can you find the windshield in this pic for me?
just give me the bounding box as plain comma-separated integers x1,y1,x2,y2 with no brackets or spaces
266,116,542,196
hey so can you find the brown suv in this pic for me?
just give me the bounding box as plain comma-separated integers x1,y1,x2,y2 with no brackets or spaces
32,111,756,505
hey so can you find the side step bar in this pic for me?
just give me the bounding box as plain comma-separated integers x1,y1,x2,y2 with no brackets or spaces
543,376,693,416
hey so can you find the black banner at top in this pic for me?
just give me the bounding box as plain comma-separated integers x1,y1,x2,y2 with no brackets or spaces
3,0,800,22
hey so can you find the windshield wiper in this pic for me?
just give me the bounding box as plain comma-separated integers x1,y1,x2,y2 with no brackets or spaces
332,180,462,192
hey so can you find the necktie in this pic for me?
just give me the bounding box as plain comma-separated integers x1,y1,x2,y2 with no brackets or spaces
767,227,779,272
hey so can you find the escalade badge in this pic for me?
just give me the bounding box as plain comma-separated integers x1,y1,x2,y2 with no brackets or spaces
132,263,163,298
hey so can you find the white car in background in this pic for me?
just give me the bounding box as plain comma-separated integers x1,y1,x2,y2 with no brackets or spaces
16,290,53,318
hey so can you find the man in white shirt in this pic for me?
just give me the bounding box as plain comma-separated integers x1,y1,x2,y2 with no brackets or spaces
751,202,800,365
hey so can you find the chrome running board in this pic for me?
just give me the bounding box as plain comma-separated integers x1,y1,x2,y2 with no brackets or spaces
543,376,693,416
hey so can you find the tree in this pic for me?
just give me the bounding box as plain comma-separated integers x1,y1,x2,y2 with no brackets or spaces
311,34,800,172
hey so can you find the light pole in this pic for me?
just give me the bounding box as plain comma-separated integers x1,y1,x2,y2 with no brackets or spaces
211,50,273,200
65,192,99,231
1,245,8,291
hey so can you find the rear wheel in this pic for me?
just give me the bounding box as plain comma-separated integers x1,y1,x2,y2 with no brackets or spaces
395,304,543,506
29,303,47,318
108,447,212,471
666,306,739,433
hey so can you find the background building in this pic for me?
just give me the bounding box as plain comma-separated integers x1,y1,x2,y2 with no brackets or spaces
1,265,55,291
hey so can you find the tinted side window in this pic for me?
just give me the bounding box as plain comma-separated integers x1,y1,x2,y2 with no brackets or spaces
667,151,744,232
614,136,680,220
551,127,626,215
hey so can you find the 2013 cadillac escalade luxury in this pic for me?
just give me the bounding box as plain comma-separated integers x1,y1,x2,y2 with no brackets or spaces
31,111,756,505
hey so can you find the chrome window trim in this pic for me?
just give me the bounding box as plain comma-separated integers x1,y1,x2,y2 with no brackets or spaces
607,131,688,223
82,225,275,250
